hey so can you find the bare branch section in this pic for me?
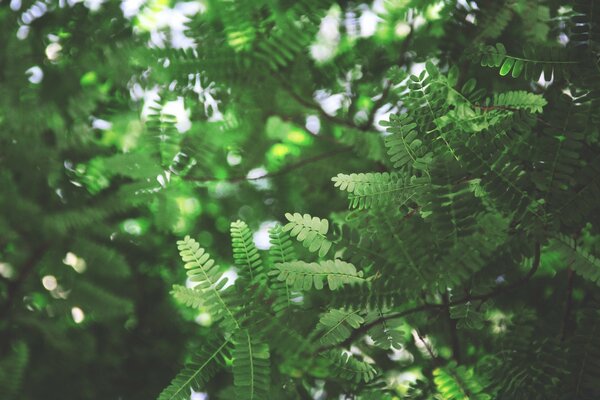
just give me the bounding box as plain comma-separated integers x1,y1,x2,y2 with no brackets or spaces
185,148,352,183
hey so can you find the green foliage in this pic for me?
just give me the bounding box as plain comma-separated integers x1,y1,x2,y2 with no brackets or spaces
283,212,332,257
325,350,378,383
3,0,600,399
230,220,264,282
316,308,364,346
232,330,271,400
158,338,230,400
0,342,28,400
270,260,367,290
433,362,491,400
477,42,574,80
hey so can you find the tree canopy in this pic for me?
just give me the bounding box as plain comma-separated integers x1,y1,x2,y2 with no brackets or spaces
1,0,600,399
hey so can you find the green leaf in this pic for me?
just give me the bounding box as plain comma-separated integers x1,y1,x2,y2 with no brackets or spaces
499,57,515,76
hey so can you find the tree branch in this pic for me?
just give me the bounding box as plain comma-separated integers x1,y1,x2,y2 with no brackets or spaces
278,78,361,131
317,242,542,353
185,148,352,183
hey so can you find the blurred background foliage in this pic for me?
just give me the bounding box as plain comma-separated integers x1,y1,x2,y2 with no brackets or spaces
1,0,600,399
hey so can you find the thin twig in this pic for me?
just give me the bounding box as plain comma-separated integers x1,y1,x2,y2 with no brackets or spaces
278,78,361,130
184,148,352,183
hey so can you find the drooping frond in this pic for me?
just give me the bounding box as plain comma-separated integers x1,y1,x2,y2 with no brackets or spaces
170,285,204,309
158,339,231,400
422,156,482,244
325,350,378,383
477,42,575,80
283,212,332,257
177,236,239,330
433,362,491,400
231,220,264,282
232,330,271,400
331,172,421,210
449,302,487,330
268,225,297,265
269,260,367,290
366,308,404,350
382,112,432,172
267,225,298,314
553,235,600,286
456,132,543,223
0,342,28,400
565,308,600,399
492,91,547,113
316,308,364,346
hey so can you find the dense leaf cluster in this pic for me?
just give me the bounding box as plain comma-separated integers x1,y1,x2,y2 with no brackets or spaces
2,0,600,399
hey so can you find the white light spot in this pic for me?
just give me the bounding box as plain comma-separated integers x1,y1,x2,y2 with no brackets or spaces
42,275,58,291
246,167,271,190
305,115,320,134
0,263,14,279
214,268,238,291
16,25,30,40
45,42,62,61
92,118,112,130
71,306,85,324
320,13,340,42
359,10,379,37
194,312,212,327
394,22,411,38
25,66,43,84
226,151,242,166
190,390,208,400
120,0,145,19
123,219,142,235
317,93,344,116
253,221,277,250
162,97,191,132
63,252,87,273
10,0,22,11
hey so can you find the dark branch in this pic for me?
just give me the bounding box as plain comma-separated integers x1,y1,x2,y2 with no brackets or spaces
318,242,542,352
185,148,352,183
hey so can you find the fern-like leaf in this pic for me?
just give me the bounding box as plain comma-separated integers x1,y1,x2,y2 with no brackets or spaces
283,212,332,257
433,362,491,400
316,308,364,346
171,285,204,309
554,236,600,286
267,225,298,314
231,220,264,281
492,91,547,113
367,308,404,349
270,260,367,290
177,235,239,330
326,350,378,383
477,42,575,80
232,330,271,400
158,339,230,400
382,113,432,171
332,172,421,209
